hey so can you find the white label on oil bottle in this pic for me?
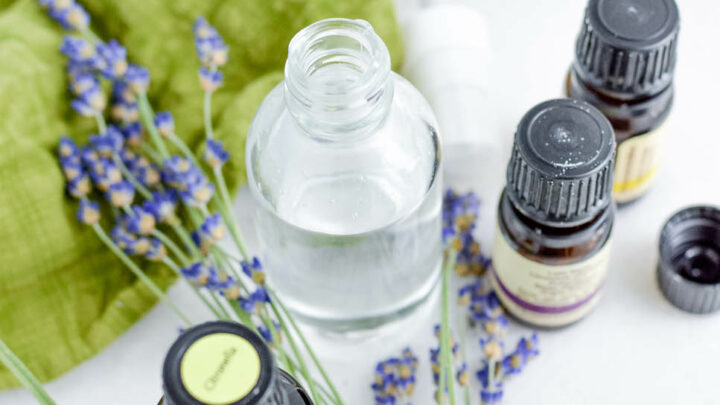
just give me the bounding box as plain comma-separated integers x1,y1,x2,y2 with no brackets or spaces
491,224,612,327
612,118,670,203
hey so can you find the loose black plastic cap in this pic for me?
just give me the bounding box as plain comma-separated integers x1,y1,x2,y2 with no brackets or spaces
574,0,679,98
162,321,276,405
658,206,720,314
506,99,615,227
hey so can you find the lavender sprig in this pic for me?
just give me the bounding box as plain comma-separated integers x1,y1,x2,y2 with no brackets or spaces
372,348,418,404
0,337,56,405
373,191,539,405
46,4,342,404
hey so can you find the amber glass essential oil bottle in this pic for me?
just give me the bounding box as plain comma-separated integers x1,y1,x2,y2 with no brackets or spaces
159,321,312,405
492,99,616,328
567,0,679,204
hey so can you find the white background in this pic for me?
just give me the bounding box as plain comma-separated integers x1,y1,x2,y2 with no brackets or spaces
3,0,720,403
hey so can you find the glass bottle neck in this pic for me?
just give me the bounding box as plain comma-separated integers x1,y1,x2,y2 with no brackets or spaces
499,190,614,259
567,68,674,141
283,18,393,141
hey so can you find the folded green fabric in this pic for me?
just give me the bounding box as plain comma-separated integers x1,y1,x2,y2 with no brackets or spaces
0,0,402,389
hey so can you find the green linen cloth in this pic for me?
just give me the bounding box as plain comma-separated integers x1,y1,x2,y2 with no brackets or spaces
0,0,402,389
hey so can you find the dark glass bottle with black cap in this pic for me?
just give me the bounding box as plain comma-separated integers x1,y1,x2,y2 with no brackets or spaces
159,321,312,405
492,99,616,328
567,0,679,204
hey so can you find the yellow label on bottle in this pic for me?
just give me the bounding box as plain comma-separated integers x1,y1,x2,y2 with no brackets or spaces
180,333,261,405
612,120,669,203
491,224,612,327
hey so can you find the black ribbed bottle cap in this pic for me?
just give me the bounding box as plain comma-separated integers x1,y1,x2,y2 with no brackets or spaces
574,0,679,98
506,99,615,227
162,321,276,405
658,206,720,314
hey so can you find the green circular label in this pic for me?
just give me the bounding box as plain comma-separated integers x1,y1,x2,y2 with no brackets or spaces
180,333,261,404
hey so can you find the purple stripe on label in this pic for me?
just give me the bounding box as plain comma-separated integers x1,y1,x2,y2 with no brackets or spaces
493,271,601,314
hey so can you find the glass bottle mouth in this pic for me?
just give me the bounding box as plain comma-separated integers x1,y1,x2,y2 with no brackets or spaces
284,18,393,139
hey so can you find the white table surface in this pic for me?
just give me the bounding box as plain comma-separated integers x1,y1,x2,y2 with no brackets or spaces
3,0,720,404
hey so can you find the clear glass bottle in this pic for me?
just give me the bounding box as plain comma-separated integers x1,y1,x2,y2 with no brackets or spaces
567,0,679,204
159,322,313,405
246,19,442,330
492,99,616,328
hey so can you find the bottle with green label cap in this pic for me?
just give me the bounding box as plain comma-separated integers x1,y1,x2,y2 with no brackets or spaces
159,321,313,405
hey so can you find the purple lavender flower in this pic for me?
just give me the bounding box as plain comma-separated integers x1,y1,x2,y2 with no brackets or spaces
206,268,241,299
154,111,174,137
60,156,83,181
372,348,418,404
47,2,89,31
476,364,504,394
193,17,219,40
163,156,192,173
479,337,504,362
125,155,160,188
458,279,482,306
143,164,162,188
204,139,229,169
199,67,222,92
518,333,540,359
88,158,122,191
201,213,225,241
470,292,509,336
106,180,134,207
143,191,178,224
77,199,100,225
161,156,194,188
443,189,480,225
111,225,136,251
257,322,280,346
60,36,97,65
71,85,105,116
111,102,139,124
96,40,128,79
110,83,139,123
68,72,99,96
124,237,152,256
180,176,215,207
191,228,214,254
80,145,99,167
502,333,539,377
58,136,79,158
125,205,156,235
89,126,124,157
181,262,210,285
120,148,138,167
442,189,480,243
480,388,504,404
121,122,143,146
192,213,224,253
240,287,270,314
241,257,265,285
193,18,228,68
67,174,91,199
501,351,525,377
257,325,273,343
456,362,469,386
112,81,135,104
125,64,150,94
145,239,167,262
